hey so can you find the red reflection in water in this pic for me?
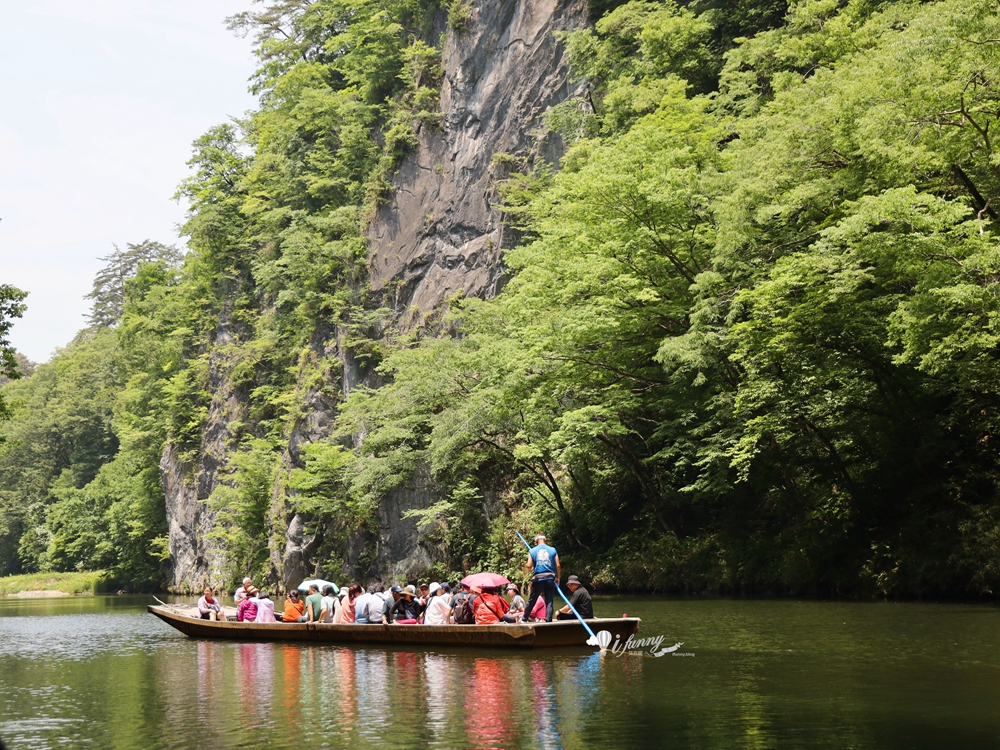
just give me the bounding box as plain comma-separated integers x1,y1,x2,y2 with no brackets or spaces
282,644,302,736
337,647,357,733
391,651,422,717
464,658,513,749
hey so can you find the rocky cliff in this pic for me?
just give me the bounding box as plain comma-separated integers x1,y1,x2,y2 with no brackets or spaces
162,0,588,592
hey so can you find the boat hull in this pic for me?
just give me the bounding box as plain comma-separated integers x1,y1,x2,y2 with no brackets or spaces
148,605,640,649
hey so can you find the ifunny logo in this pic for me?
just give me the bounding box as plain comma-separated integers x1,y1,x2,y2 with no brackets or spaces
587,629,687,657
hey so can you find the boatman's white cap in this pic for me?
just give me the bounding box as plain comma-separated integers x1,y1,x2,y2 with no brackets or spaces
534,533,546,541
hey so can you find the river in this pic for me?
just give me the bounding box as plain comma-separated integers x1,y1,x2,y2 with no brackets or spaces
1,595,998,749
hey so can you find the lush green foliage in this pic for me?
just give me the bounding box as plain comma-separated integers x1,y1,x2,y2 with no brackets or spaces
0,284,27,423
330,0,1000,595
8,0,1000,596
0,247,180,587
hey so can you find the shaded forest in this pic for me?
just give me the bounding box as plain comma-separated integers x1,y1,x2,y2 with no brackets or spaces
4,0,1000,596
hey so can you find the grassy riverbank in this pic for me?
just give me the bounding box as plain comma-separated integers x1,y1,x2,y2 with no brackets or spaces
0,570,113,596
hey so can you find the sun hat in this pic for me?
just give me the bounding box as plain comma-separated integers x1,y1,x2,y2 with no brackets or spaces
506,583,519,593
402,585,418,598
428,582,441,596
566,575,582,586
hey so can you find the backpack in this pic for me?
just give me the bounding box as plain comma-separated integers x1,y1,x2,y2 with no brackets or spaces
453,592,476,624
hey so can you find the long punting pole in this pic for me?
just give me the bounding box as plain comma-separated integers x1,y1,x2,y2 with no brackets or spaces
515,530,599,644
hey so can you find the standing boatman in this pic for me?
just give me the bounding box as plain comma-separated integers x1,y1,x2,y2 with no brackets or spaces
521,532,560,622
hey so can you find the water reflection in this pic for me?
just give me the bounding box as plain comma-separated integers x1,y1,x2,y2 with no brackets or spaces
463,657,513,748
237,642,275,729
531,659,562,750
6,596,1000,749
424,653,454,745
171,642,611,750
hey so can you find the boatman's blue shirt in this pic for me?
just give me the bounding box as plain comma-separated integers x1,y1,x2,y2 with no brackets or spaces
530,543,558,578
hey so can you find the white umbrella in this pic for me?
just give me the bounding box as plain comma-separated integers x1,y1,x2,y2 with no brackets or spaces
296,579,339,594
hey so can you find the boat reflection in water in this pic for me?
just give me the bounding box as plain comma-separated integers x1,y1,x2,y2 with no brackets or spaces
179,639,604,747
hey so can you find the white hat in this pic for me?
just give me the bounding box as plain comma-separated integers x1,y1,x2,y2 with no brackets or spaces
428,581,441,596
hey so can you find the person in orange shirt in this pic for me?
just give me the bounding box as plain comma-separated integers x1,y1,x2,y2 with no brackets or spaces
283,589,306,623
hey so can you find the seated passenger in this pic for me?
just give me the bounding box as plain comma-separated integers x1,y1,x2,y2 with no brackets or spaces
237,587,260,622
304,584,324,623
319,585,337,623
502,584,525,623
556,575,594,620
527,595,546,622
252,590,276,623
422,582,451,625
283,589,306,623
449,582,475,624
197,587,226,621
234,577,252,603
472,585,509,625
335,583,361,624
354,585,380,624
389,585,424,624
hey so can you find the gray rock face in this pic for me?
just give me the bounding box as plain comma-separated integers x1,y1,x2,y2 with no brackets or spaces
368,0,587,319
162,301,246,591
163,0,587,590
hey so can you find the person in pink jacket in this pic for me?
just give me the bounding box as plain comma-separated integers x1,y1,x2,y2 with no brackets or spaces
237,587,259,621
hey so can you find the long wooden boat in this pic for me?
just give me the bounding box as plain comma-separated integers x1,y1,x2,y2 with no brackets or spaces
148,605,640,649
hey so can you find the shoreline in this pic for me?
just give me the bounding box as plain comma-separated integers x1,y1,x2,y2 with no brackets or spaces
5,589,85,598
0,571,111,598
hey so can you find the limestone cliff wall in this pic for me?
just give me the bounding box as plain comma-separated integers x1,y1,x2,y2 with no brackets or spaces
368,0,587,317
162,0,588,591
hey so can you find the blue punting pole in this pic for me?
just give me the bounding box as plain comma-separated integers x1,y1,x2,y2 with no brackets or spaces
515,530,599,643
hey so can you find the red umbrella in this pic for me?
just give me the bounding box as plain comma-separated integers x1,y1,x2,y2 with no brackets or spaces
460,572,510,589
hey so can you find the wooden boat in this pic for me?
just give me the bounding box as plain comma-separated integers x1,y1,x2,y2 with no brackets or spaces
148,605,641,649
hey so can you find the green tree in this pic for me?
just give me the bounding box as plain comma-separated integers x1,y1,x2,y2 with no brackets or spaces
85,242,182,328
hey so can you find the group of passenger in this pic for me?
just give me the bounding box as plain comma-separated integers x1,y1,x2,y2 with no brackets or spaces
194,532,595,625
198,579,278,623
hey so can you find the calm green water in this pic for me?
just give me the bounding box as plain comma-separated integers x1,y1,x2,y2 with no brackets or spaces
1,595,999,749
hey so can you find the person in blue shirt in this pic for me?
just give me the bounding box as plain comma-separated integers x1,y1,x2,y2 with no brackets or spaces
521,533,560,623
